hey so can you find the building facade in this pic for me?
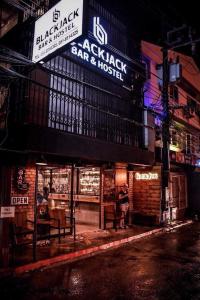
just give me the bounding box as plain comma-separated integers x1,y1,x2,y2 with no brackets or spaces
0,0,154,266
142,40,200,223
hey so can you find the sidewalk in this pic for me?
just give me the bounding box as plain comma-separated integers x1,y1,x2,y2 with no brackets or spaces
0,219,193,277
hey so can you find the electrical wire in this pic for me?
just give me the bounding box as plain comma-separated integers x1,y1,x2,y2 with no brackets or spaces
0,65,154,131
1,43,199,132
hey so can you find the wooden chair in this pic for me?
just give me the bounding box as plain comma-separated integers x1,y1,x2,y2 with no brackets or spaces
10,211,35,263
104,204,123,231
49,209,76,243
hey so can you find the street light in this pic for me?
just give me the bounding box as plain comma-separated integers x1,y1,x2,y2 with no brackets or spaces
35,155,48,166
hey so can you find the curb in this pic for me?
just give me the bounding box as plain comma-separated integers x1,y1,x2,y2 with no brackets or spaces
14,228,163,275
163,220,193,232
13,220,193,275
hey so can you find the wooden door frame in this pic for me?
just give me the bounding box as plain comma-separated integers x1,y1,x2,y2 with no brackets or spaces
169,172,187,210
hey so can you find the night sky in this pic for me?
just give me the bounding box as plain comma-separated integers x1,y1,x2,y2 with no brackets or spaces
99,0,200,44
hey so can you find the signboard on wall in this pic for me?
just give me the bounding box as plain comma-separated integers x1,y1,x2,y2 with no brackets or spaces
15,168,29,192
11,197,29,205
135,172,159,180
70,16,135,85
32,0,84,62
0,206,15,218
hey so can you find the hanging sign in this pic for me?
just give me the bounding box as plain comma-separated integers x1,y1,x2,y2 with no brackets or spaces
32,0,84,63
11,197,29,205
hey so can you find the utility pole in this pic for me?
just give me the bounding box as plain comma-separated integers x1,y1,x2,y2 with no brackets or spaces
160,24,199,223
161,46,170,222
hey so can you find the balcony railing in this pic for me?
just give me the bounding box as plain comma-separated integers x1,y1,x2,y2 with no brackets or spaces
11,76,144,148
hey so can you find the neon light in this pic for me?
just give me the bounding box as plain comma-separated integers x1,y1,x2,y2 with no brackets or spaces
70,16,128,82
93,17,108,45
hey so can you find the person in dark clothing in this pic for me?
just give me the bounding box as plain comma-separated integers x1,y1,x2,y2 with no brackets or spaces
118,184,129,228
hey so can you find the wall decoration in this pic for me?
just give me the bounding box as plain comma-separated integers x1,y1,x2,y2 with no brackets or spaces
15,167,29,192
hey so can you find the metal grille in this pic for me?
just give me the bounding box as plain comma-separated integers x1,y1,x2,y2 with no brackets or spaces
10,26,144,148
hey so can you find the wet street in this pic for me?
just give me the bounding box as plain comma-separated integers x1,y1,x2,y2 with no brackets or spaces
2,223,200,300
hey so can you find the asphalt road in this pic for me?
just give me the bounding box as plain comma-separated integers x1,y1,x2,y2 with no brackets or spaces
2,223,200,300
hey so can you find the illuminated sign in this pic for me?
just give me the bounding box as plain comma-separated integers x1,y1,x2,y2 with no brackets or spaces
70,17,128,82
135,172,159,180
93,17,108,45
32,0,83,63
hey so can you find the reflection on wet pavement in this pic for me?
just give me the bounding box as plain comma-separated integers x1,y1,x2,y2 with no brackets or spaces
2,223,200,299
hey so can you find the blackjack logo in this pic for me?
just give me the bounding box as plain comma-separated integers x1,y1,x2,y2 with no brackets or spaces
53,9,60,22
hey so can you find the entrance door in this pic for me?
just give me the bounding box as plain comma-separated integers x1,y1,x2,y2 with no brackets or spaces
37,165,102,234
75,167,101,233
170,173,187,220
171,176,179,208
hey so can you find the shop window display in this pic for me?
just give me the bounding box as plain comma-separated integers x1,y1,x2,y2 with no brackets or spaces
78,168,100,195
37,167,71,210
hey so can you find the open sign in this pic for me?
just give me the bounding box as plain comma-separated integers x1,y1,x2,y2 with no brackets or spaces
11,197,29,205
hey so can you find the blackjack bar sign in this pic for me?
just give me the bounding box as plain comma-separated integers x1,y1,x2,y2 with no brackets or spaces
32,0,83,63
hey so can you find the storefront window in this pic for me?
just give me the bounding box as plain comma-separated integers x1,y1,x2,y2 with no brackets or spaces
51,168,71,194
37,166,72,211
78,167,100,195
38,169,51,194
38,167,71,194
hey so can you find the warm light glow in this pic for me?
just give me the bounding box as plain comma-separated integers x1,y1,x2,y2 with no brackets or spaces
35,162,48,166
169,144,181,152
135,172,159,180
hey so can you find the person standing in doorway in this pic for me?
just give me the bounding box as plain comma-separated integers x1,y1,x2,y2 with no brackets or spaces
118,184,129,228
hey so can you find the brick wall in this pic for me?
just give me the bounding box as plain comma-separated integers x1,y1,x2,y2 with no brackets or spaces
132,166,161,223
11,164,36,221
